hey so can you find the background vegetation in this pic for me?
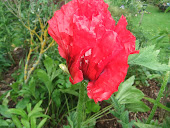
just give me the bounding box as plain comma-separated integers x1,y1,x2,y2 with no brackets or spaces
0,0,169,128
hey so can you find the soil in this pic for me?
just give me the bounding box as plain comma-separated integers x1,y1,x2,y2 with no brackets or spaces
0,47,24,107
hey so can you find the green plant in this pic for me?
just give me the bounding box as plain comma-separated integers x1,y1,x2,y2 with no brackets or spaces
8,55,79,127
0,2,26,74
2,0,60,84
151,29,170,64
4,100,49,128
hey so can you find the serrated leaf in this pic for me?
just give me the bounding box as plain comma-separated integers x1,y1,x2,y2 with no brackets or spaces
67,116,74,128
30,117,36,128
28,108,43,118
36,69,52,95
43,55,54,77
126,101,150,112
30,113,50,119
8,108,28,119
12,115,22,128
37,118,48,128
28,100,44,118
134,122,161,128
21,118,30,128
116,76,135,100
120,111,129,124
27,103,32,114
33,100,43,110
52,89,61,108
28,77,36,98
110,110,120,118
118,87,144,104
128,45,170,71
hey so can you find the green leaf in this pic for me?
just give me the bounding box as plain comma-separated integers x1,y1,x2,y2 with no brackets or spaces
2,91,10,106
33,100,43,110
63,125,71,128
28,77,36,98
86,100,101,113
116,76,135,100
59,84,82,96
134,122,161,128
165,6,170,13
126,101,150,112
30,117,36,128
0,105,12,118
37,118,47,128
52,89,61,108
28,108,43,118
128,45,170,71
12,115,22,128
10,81,20,92
8,108,28,119
30,113,50,119
147,74,161,79
119,111,129,124
43,55,54,77
60,89,79,96
28,100,43,118
27,103,32,114
36,69,52,95
0,119,8,126
144,97,170,112
67,116,74,128
118,87,144,104
16,98,30,109
21,118,30,128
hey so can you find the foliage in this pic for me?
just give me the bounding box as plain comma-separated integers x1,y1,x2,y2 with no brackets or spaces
128,45,170,71
0,100,49,128
150,29,170,64
0,0,170,128
109,76,149,128
0,2,26,74
115,76,150,112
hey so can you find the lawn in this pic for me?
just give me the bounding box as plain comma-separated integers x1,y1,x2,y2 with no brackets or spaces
132,5,170,41
131,4,170,63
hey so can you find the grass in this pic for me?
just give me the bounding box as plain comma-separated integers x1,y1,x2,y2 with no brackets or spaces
131,4,170,64
132,5,170,40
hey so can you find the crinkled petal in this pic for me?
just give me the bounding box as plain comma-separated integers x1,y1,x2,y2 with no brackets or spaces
48,0,77,58
48,0,139,103
87,51,129,103
115,15,137,54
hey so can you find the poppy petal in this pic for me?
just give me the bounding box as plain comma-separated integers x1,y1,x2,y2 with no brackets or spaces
87,51,129,103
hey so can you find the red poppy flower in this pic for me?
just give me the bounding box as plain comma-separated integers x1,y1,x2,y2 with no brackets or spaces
48,0,139,103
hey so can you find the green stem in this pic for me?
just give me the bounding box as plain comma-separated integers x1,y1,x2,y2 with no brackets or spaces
146,70,169,124
76,81,85,128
